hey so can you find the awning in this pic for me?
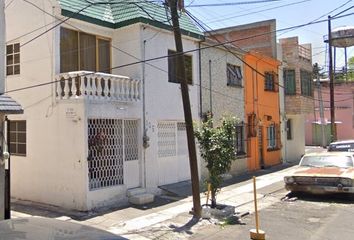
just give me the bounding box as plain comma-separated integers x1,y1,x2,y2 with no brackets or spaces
0,94,23,114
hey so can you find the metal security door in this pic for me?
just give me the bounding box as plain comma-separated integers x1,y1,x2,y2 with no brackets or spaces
157,122,178,185
87,119,140,190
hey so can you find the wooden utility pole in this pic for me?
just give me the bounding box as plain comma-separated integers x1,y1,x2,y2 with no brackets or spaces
328,15,336,142
168,0,201,217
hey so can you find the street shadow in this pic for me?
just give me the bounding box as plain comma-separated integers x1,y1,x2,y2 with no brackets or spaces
11,195,180,222
284,191,354,204
169,216,200,235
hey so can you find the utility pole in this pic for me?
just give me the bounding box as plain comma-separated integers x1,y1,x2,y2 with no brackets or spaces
168,0,201,217
316,75,326,147
328,15,336,142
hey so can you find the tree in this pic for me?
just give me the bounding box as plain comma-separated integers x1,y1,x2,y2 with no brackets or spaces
194,116,240,208
348,56,354,81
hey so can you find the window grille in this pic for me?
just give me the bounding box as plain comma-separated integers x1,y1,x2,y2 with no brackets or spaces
234,124,246,156
301,70,313,96
158,122,177,158
267,123,281,150
88,119,139,190
227,63,242,87
264,72,276,91
284,69,296,95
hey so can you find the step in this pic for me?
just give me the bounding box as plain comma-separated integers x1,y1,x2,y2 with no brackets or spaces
129,193,155,205
126,188,147,198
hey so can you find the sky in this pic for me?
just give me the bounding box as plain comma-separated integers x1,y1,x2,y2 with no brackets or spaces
185,0,354,70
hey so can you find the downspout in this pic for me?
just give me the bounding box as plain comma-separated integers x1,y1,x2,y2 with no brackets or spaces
198,42,202,118
142,27,148,189
209,60,212,114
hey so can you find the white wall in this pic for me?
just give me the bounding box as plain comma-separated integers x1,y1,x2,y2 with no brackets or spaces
284,114,305,163
6,0,203,209
0,0,5,219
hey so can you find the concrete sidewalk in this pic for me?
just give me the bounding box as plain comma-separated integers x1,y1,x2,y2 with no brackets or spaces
10,164,296,239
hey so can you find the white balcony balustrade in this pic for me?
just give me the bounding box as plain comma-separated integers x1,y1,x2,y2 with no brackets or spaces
55,71,141,102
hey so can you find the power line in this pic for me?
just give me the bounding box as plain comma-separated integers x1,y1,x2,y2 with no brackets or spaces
187,0,282,7
4,1,354,102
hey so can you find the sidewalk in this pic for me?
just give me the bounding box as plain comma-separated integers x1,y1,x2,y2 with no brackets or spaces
11,163,297,239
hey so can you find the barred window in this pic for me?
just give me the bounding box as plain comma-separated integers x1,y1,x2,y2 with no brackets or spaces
227,63,242,87
234,124,246,156
284,69,296,95
9,120,26,156
265,72,276,91
267,124,280,150
6,43,20,76
301,70,313,96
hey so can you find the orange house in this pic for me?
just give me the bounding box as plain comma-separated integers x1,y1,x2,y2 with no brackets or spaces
244,51,281,171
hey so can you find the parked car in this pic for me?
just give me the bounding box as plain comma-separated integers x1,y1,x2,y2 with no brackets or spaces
284,152,354,194
328,140,354,152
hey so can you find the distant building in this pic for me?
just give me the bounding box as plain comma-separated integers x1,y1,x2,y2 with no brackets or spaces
306,80,354,146
280,37,313,162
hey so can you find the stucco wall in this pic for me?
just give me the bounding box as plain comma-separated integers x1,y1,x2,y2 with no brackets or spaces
284,114,305,163
199,42,247,177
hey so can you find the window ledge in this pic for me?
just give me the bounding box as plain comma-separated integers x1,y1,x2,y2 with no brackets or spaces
227,83,243,88
267,148,280,152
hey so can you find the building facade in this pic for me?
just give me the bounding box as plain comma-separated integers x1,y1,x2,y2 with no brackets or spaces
280,37,313,163
6,0,202,211
244,52,281,170
305,81,354,146
199,39,247,177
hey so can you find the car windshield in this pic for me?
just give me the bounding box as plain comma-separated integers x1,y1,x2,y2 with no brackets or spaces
328,143,354,152
300,155,353,168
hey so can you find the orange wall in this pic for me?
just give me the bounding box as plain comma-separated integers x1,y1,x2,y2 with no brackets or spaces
244,52,281,171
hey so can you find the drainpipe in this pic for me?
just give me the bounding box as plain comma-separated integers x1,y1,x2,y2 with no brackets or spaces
142,27,148,189
198,42,202,118
209,60,212,114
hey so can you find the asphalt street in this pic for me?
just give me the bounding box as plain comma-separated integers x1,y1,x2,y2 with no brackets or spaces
191,188,354,240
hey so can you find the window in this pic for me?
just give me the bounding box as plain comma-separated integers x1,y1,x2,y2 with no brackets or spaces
301,70,313,96
60,28,111,73
227,63,242,87
6,43,20,76
284,69,296,95
286,119,292,140
267,124,280,150
234,124,246,156
168,50,193,84
264,72,277,91
9,120,26,156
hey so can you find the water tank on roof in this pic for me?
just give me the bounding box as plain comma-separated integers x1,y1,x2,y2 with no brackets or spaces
324,26,354,48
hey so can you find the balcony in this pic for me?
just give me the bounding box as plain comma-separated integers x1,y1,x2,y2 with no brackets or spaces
298,45,311,62
55,71,141,102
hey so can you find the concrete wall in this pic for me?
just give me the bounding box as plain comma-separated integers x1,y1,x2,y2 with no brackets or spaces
0,0,5,219
199,41,247,178
284,114,305,163
209,19,277,59
6,0,201,210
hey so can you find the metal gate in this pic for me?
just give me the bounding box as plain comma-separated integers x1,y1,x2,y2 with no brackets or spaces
157,121,190,185
87,119,139,190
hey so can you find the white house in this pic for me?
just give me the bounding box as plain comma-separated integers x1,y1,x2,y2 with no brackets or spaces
1,0,23,220
5,0,203,211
